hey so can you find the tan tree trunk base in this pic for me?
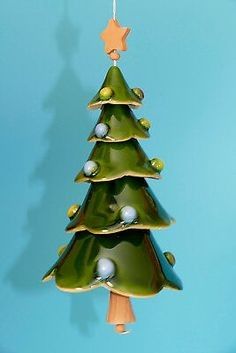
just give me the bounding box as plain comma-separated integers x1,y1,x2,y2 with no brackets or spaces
107,291,136,334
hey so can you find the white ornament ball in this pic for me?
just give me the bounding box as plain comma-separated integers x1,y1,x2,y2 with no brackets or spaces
120,206,138,224
95,123,109,138
83,160,98,176
97,258,115,279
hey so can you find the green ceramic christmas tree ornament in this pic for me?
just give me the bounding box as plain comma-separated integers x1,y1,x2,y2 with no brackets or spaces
43,2,182,335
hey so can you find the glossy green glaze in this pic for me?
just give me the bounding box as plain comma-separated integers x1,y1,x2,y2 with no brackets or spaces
43,230,182,297
75,139,159,183
66,177,174,234
88,66,142,109
88,104,149,142
44,63,182,304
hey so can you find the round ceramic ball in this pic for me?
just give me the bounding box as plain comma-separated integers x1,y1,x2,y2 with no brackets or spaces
95,123,109,138
151,158,165,172
120,206,138,224
164,252,176,266
99,87,113,101
139,118,151,130
110,51,120,60
132,87,144,100
67,204,80,219
83,160,98,176
97,258,115,279
57,245,67,257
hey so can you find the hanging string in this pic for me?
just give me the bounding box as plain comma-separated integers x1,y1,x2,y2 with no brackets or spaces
113,0,116,20
113,0,117,66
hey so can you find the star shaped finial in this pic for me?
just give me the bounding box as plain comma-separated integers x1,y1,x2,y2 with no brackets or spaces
101,19,131,60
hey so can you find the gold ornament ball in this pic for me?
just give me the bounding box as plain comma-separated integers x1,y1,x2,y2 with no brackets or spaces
58,245,67,257
164,252,176,266
132,87,144,100
151,158,165,172
67,204,80,219
139,118,151,130
110,51,120,61
99,87,113,101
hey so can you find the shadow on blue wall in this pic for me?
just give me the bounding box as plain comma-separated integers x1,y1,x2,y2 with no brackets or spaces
7,0,103,336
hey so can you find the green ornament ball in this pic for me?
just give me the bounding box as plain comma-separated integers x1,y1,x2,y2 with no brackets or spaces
164,252,176,266
99,87,113,101
151,158,165,172
58,245,67,257
132,87,144,100
139,118,151,130
67,204,80,219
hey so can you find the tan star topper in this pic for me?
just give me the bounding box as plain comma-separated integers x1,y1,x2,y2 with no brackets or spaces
101,19,131,54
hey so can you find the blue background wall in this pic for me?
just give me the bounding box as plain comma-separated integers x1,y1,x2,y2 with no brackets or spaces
1,1,236,352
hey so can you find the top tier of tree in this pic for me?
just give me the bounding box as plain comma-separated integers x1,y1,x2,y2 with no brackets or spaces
88,66,143,109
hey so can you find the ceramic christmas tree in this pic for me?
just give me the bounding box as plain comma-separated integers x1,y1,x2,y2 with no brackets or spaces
43,7,182,334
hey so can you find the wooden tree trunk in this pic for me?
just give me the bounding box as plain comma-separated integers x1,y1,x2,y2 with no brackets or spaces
107,291,136,334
